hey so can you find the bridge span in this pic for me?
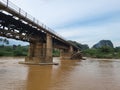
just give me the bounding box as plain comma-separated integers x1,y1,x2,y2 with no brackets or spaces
0,0,82,64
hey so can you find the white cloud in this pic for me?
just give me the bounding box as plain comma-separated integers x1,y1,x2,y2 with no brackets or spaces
9,0,120,26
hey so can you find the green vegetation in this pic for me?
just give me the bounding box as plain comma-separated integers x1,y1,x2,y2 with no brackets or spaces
0,38,9,46
0,38,28,56
0,45,28,56
52,49,60,57
82,46,120,59
68,40,120,59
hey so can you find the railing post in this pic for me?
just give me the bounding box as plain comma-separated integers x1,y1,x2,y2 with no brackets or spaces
7,0,9,7
25,12,27,18
37,20,39,24
19,8,21,15
33,18,35,22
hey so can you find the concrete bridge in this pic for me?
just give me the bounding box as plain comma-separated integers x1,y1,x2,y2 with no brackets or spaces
0,0,82,64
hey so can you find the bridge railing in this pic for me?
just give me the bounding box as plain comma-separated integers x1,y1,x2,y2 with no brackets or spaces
0,0,66,41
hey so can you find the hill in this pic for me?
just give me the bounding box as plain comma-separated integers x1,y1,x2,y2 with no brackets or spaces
92,40,114,48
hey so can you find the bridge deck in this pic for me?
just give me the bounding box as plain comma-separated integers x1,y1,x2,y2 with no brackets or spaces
0,0,66,42
0,0,79,50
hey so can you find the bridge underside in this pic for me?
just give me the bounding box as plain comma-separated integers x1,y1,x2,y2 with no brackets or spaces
0,0,82,64
0,12,46,42
0,11,82,64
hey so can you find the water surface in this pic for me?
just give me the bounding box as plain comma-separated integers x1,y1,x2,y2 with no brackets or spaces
0,57,120,90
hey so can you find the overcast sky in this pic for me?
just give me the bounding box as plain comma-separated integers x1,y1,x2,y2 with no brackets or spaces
8,0,120,47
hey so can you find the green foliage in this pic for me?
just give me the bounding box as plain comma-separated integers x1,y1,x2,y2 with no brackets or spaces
0,45,28,57
82,49,98,57
13,50,26,56
52,49,60,57
114,47,120,52
0,38,9,46
13,45,28,56
83,46,120,59
98,46,114,53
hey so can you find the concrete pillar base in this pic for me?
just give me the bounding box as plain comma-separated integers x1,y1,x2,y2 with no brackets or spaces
25,56,53,63
19,61,58,65
45,56,53,63
60,52,82,60
60,52,73,60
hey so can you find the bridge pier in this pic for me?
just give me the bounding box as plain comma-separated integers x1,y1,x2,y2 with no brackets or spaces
60,46,74,60
25,42,45,63
45,34,53,63
60,46,82,60
25,34,53,64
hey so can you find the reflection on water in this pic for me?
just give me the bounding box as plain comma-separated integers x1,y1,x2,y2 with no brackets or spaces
0,57,120,90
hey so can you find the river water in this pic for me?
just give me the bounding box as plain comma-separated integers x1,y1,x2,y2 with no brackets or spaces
0,57,120,90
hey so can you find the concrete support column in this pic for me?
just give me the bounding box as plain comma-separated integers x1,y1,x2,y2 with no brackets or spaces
60,46,74,60
24,34,54,64
28,43,34,57
43,43,46,57
60,45,82,60
25,43,35,62
45,34,53,63
25,42,45,63
69,45,73,53
34,42,43,57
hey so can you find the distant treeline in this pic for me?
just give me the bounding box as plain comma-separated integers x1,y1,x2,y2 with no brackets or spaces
1,45,120,58
0,37,60,57
68,40,120,59
0,45,28,56
82,46,120,59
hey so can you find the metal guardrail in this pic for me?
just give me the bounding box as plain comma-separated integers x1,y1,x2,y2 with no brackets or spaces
0,0,66,41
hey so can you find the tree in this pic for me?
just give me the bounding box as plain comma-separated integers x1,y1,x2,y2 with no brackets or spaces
3,38,9,45
99,46,114,53
0,38,9,46
0,38,3,42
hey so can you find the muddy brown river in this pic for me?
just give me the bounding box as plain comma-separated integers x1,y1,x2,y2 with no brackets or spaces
0,57,120,90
